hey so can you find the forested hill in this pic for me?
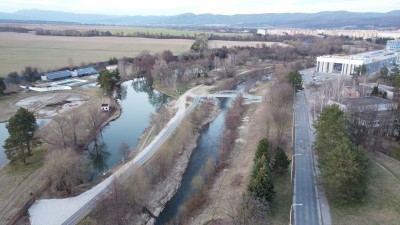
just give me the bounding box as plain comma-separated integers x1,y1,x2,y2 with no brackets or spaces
1,9,400,28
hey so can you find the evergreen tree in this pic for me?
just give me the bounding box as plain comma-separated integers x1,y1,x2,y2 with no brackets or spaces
3,107,37,164
314,104,348,157
0,77,5,95
97,69,120,95
272,147,291,174
254,138,270,163
287,70,302,88
319,140,369,204
248,155,275,202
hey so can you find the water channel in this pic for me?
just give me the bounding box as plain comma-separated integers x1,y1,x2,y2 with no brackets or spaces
155,84,242,225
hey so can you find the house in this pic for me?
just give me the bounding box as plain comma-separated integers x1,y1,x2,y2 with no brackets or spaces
106,65,118,71
101,103,110,111
359,83,395,100
41,70,72,81
329,96,398,135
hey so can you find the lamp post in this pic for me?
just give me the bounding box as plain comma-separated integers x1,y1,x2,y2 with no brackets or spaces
289,203,303,225
291,154,302,182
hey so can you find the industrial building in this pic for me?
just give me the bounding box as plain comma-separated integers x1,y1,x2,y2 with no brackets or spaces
72,67,98,77
41,70,72,81
386,39,400,52
315,50,397,76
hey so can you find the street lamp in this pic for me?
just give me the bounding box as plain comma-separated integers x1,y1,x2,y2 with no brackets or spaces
291,154,302,182
289,203,303,225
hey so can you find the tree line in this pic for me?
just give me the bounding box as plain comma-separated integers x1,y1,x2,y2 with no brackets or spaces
315,104,370,204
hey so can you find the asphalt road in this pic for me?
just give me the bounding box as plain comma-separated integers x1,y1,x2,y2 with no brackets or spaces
293,90,321,225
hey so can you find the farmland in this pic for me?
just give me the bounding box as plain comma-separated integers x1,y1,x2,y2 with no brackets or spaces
1,23,250,37
0,32,193,76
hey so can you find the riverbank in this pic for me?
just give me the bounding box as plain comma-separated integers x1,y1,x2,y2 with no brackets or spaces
146,102,220,224
0,87,122,224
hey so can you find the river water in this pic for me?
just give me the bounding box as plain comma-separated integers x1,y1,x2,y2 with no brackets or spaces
155,83,242,224
86,78,169,173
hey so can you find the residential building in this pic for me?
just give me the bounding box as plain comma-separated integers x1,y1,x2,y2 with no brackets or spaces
386,39,400,52
329,96,398,135
100,103,110,111
316,50,397,75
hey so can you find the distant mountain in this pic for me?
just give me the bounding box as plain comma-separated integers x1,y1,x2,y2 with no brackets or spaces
1,9,400,28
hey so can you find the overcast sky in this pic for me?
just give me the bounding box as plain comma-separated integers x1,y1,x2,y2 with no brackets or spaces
1,0,398,16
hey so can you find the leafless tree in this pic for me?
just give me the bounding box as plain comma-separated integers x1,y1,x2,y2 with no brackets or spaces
44,149,88,195
272,107,290,145
152,58,172,87
66,114,80,148
224,193,270,225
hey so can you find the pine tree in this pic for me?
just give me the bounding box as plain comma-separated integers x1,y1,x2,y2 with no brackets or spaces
272,147,291,174
3,107,37,164
248,154,275,202
254,138,270,164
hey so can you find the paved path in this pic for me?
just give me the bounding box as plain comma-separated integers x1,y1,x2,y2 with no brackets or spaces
293,90,321,225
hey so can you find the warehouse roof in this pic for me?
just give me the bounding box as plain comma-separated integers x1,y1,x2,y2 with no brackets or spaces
44,70,72,80
75,67,98,76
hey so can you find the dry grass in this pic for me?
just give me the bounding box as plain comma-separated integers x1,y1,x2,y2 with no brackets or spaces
0,32,193,76
189,81,293,225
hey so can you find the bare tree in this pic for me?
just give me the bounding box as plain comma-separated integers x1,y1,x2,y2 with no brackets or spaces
66,114,80,148
44,149,88,194
224,193,270,225
85,107,105,141
272,107,290,145
152,58,171,87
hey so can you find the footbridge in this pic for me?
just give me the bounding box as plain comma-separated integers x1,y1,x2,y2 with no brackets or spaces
199,90,263,103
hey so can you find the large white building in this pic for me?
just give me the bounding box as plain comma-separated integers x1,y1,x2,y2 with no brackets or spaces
387,39,400,52
316,50,397,76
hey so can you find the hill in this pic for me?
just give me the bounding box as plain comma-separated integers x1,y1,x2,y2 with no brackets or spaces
1,9,400,28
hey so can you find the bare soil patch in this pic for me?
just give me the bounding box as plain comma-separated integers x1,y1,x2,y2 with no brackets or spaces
15,92,90,118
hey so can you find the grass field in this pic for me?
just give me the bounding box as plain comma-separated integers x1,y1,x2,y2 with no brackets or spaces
0,32,193,76
330,153,400,225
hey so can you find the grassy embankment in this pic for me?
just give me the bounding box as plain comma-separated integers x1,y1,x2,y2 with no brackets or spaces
330,152,400,225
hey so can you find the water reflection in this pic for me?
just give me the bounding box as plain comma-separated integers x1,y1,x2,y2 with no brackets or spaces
88,140,110,172
131,78,169,110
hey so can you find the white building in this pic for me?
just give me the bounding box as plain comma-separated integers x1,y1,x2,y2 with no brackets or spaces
256,29,266,36
316,50,397,76
387,39,400,52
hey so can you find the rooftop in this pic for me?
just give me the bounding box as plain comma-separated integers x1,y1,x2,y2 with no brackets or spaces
341,96,395,107
75,67,98,76
318,50,397,63
44,70,72,80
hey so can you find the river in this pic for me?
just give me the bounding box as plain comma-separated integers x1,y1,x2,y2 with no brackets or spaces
155,83,242,225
